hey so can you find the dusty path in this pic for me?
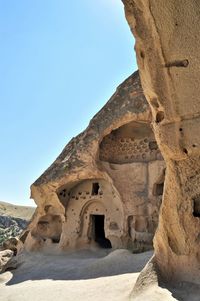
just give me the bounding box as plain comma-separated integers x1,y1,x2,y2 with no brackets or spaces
0,249,150,301
0,249,183,301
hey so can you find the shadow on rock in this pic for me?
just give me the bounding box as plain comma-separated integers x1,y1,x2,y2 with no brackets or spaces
4,249,152,285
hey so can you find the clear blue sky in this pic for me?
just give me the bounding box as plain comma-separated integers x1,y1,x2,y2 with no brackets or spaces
0,0,137,206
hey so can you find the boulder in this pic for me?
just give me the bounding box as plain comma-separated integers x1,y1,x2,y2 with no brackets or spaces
0,249,17,273
2,237,19,255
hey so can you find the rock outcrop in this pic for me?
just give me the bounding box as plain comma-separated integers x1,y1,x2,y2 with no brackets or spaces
0,249,17,273
24,72,165,253
123,0,200,283
0,201,35,248
0,216,28,245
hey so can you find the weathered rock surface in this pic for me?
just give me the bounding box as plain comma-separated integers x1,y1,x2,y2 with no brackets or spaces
0,216,28,245
1,237,24,257
0,201,35,249
24,72,165,254
123,0,200,283
0,249,17,273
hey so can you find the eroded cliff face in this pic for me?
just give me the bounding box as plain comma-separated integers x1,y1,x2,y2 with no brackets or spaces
123,0,200,283
24,72,165,254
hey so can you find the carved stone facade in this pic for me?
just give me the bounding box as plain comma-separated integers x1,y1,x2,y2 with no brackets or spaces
24,72,165,253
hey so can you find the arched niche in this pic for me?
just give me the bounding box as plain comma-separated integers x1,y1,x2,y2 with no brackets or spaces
99,120,166,252
99,120,161,164
31,214,63,244
79,200,112,248
60,179,125,249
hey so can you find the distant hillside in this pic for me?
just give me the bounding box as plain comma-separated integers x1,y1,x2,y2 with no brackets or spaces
0,201,35,220
0,201,35,246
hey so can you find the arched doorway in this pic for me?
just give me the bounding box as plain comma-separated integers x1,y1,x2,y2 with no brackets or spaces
80,200,112,249
89,214,112,248
57,179,125,250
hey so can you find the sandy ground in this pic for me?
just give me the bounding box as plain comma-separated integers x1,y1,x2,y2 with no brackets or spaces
0,249,142,301
0,248,196,301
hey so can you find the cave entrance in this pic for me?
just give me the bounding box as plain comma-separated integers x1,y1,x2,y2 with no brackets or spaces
91,215,112,248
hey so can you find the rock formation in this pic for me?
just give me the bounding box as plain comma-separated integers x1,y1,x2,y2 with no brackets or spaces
0,249,18,273
0,201,34,247
24,72,165,253
123,0,200,283
0,216,28,246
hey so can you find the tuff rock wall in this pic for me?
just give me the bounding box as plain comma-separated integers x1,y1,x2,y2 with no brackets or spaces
23,72,165,253
123,0,200,283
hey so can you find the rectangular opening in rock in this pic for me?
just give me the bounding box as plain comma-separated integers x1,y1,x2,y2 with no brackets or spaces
51,237,60,244
153,183,164,196
91,214,112,248
91,182,100,195
193,196,200,217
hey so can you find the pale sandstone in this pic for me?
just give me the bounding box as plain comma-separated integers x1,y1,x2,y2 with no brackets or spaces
123,0,200,284
0,250,17,273
23,72,165,254
2,238,19,256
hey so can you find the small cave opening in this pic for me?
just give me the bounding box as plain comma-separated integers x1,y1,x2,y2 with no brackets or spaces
153,182,164,196
91,182,100,196
193,196,200,217
156,111,164,123
153,169,165,197
149,141,158,150
51,237,61,244
92,215,112,248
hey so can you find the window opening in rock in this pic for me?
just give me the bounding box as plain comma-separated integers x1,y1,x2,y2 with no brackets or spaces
183,148,188,154
156,111,164,123
91,215,112,248
193,196,200,217
91,183,100,195
153,183,164,196
149,141,158,150
52,237,60,244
